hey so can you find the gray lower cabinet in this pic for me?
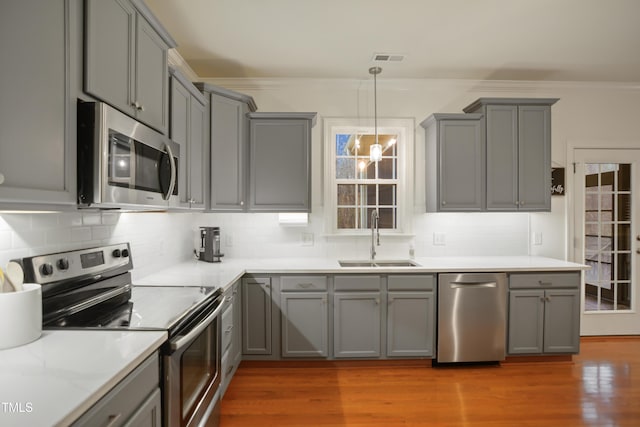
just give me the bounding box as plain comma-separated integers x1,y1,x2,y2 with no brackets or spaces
333,276,382,358
220,281,241,396
280,276,329,358
84,0,175,133
508,272,580,355
0,0,78,208
194,83,257,212
170,68,207,209
463,98,558,211
386,275,436,357
420,114,485,212
242,277,272,355
72,353,160,426
248,113,317,212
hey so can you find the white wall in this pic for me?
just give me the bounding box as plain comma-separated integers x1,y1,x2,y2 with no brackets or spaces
1,79,638,267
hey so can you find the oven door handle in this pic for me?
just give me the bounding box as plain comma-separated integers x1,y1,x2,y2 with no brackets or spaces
163,142,177,201
170,302,223,352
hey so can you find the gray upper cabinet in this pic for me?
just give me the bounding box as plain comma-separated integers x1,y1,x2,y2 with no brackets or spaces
195,83,257,212
507,272,580,355
170,68,207,209
421,114,485,212
0,0,79,209
248,113,317,212
84,0,175,134
463,98,558,211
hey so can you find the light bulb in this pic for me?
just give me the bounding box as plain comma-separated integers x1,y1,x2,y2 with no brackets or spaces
370,143,382,162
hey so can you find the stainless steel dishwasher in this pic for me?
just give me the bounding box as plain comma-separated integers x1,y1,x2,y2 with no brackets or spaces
437,273,507,363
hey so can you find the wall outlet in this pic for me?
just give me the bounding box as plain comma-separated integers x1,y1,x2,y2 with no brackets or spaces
433,232,446,246
533,232,543,246
301,233,314,246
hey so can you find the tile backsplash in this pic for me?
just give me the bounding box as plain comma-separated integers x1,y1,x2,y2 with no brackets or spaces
0,208,533,279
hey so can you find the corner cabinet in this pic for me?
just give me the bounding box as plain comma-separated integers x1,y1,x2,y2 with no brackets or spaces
463,98,558,211
84,0,176,134
170,68,207,210
421,114,485,212
0,0,79,209
248,113,317,212
507,272,580,355
194,83,257,212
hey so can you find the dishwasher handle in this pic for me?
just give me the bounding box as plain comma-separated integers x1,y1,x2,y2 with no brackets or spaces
450,281,497,288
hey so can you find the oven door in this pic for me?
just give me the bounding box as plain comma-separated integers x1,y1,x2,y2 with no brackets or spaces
164,298,223,427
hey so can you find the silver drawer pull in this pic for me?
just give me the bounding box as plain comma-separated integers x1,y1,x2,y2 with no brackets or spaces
298,283,313,288
104,413,122,427
225,326,233,334
539,281,552,286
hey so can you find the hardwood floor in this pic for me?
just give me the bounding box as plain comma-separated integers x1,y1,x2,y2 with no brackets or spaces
219,337,640,427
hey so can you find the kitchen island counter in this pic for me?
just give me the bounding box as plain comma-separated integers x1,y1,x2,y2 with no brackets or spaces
0,330,166,427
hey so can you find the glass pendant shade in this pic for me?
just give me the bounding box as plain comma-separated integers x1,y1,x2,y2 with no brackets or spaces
370,143,382,162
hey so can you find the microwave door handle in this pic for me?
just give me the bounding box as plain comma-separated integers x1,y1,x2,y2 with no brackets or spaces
163,142,176,200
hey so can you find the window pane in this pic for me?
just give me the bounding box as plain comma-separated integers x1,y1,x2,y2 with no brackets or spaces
616,224,631,250
617,194,631,221
379,184,396,206
337,208,355,229
600,193,613,211
336,134,351,156
336,158,355,179
378,208,396,229
357,184,376,207
585,193,598,209
616,253,631,280
337,184,355,205
378,158,396,179
618,164,631,191
617,283,631,309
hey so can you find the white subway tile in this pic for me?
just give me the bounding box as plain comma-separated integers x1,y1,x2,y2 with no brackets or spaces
71,227,93,242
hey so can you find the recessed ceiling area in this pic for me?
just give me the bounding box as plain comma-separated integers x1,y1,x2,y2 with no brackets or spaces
145,0,640,82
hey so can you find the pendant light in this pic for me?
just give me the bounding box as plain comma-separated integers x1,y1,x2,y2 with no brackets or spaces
369,66,383,163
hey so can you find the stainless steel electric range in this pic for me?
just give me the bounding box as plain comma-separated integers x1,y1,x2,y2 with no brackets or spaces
17,243,223,427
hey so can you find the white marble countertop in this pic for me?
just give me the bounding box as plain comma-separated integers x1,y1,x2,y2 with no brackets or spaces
0,330,167,427
134,256,588,290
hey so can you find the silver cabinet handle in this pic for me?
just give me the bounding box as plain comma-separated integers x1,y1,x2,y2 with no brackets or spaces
540,297,546,302
0,172,4,185
539,281,552,286
240,201,244,206
442,201,447,205
450,281,497,288
298,283,313,289
104,413,123,427
225,326,233,334
163,142,177,201
545,296,551,302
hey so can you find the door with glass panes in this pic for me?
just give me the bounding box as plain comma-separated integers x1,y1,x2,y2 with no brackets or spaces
574,149,640,335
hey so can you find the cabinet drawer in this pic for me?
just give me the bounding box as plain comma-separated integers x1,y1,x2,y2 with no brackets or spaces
509,272,580,289
221,304,234,352
334,276,381,291
281,276,328,291
72,353,159,426
388,275,435,291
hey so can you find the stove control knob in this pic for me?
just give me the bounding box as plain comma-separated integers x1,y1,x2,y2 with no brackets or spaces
112,249,121,258
40,263,54,276
56,258,69,271
121,249,129,258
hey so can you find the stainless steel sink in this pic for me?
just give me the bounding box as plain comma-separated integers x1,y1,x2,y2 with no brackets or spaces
339,260,420,267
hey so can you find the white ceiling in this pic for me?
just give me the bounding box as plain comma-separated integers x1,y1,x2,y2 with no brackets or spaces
145,0,640,82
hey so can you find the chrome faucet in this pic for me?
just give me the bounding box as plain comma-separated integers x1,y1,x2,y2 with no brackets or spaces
370,210,380,261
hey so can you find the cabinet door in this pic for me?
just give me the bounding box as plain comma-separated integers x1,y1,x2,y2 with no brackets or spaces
123,388,161,427
508,290,545,354
543,289,580,353
387,291,434,357
85,0,135,117
334,292,381,358
231,283,242,367
281,292,328,357
438,118,484,211
518,105,551,211
0,0,76,206
486,105,519,211
210,95,246,211
242,278,272,355
134,14,168,133
170,76,190,207
188,96,206,208
249,119,311,212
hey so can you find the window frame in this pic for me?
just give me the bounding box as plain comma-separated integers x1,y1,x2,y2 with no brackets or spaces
323,117,414,236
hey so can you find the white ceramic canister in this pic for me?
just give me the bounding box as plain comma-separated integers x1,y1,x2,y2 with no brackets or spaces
0,283,42,349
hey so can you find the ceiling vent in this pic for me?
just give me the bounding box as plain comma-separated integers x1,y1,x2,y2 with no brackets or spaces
372,53,404,62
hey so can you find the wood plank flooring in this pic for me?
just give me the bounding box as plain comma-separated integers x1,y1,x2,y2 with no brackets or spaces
219,337,640,427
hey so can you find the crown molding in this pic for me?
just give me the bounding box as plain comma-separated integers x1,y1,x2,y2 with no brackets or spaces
167,50,198,82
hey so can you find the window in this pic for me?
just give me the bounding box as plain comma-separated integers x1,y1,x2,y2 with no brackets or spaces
324,118,414,235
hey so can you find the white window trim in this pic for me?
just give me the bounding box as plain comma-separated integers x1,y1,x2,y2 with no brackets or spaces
323,117,414,236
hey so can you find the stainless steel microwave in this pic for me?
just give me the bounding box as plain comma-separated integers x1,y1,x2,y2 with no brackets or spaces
77,102,180,210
